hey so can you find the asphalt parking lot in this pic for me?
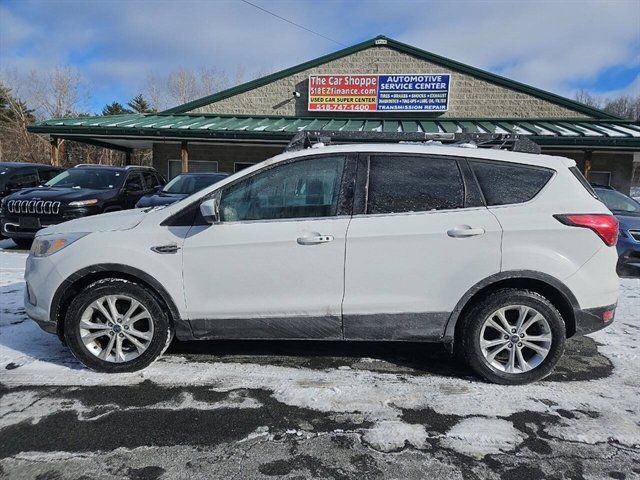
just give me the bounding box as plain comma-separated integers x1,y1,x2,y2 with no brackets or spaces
1,240,639,479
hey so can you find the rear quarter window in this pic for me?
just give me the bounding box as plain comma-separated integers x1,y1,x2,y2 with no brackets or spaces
469,160,554,206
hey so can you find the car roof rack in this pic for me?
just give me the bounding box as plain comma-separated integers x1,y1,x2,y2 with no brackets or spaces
285,131,541,154
73,164,154,170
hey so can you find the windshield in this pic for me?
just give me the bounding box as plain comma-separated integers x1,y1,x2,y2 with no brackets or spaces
597,188,640,215
45,168,124,190
162,174,223,194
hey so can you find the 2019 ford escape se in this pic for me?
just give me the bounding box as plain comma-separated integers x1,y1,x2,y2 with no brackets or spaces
23,139,619,384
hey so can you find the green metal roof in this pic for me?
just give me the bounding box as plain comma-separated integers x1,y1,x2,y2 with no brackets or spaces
162,35,620,120
28,114,640,149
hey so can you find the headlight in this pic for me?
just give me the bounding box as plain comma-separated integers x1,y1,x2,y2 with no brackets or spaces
30,232,89,257
68,199,98,207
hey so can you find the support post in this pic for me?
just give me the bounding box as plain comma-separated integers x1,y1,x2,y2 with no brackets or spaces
125,151,132,166
50,137,60,166
181,141,189,173
583,150,592,180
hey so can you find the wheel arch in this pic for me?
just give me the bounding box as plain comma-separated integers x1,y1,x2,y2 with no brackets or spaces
51,264,186,342
444,270,579,346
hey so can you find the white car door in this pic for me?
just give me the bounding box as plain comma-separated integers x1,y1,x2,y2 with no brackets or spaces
181,154,353,339
342,154,502,340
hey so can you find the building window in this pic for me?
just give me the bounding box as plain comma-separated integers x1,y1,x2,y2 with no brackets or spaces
589,171,611,187
234,162,256,173
168,160,218,179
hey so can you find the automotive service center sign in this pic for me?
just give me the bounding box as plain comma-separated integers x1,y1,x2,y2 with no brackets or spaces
308,74,450,112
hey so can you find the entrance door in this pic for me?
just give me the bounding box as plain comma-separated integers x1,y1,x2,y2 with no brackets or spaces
342,154,502,340
182,154,352,339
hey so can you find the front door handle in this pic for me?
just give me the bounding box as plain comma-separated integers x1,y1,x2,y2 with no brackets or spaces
297,235,334,245
447,226,486,238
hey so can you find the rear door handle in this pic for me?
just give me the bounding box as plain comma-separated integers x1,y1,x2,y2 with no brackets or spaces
297,235,334,245
447,226,486,238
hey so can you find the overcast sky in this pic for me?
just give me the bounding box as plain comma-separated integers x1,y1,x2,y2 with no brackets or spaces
1,0,639,114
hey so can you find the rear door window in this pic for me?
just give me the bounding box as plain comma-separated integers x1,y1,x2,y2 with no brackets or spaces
366,155,464,214
469,160,554,206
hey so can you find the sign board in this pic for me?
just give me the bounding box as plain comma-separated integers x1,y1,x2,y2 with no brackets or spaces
308,74,450,112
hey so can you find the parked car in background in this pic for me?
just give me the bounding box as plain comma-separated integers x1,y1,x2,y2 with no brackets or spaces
24,142,619,384
0,162,64,202
135,172,228,208
0,164,164,247
0,162,65,238
592,184,640,276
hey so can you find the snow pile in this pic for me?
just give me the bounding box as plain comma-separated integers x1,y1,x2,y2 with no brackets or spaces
440,417,525,458
362,420,429,452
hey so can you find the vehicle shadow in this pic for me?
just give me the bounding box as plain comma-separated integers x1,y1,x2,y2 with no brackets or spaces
167,333,614,383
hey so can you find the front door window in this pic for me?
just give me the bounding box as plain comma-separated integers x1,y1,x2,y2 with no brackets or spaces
219,156,345,222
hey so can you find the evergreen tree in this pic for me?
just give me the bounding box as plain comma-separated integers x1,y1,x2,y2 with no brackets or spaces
127,94,154,113
102,101,131,116
0,83,35,124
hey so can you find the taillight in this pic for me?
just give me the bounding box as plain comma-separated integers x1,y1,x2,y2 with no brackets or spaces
554,214,619,246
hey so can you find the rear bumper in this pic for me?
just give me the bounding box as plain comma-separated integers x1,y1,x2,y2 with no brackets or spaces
573,303,616,336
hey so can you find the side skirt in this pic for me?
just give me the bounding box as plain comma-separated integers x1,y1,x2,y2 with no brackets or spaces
343,312,450,341
187,315,343,340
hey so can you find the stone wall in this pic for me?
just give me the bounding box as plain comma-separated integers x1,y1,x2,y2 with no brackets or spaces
189,46,590,119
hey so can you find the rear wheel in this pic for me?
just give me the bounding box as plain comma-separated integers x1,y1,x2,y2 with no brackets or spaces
460,289,566,385
64,279,173,372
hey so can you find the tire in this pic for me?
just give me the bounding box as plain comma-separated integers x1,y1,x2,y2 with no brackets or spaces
460,289,566,385
64,279,173,373
13,238,33,249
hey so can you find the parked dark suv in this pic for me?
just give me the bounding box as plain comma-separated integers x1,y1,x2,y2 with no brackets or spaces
0,162,64,201
0,162,64,239
0,164,164,247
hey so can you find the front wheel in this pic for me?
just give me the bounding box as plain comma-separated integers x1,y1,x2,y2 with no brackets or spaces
460,289,566,385
64,279,173,372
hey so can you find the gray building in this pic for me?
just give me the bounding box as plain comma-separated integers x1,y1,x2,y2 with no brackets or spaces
29,36,640,192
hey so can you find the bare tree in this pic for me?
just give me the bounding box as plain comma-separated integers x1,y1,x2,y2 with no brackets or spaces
603,96,640,122
24,66,86,119
167,69,199,106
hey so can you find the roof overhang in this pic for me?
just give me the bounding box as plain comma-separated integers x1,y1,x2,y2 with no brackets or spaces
28,114,640,152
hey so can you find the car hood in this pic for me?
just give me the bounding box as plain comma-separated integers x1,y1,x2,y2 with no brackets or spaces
615,214,640,231
136,192,186,207
38,208,147,236
4,186,115,202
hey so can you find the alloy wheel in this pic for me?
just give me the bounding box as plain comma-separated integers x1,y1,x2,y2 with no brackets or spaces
79,294,154,363
479,305,552,374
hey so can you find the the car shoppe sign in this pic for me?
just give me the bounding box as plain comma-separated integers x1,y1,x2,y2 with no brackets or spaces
308,74,450,112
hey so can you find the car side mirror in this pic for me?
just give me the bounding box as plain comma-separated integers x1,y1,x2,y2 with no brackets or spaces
200,197,219,224
153,185,163,192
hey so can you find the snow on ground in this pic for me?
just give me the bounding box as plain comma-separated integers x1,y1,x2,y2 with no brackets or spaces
1,243,639,460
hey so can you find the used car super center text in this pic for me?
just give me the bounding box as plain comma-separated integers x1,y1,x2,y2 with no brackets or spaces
4,35,640,384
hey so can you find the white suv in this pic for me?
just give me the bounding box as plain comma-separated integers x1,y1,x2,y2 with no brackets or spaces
24,141,619,384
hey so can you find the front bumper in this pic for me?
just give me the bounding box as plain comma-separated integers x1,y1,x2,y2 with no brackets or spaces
573,303,616,336
1,207,98,239
24,254,65,335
